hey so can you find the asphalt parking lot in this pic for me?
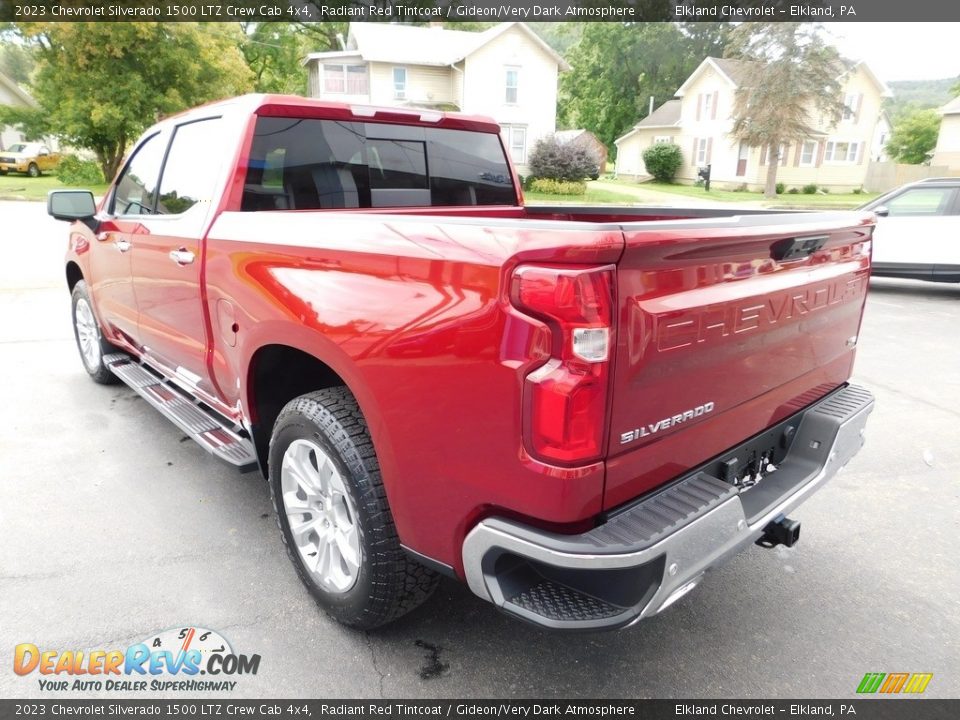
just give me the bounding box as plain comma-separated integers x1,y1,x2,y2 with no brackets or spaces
1,199,958,699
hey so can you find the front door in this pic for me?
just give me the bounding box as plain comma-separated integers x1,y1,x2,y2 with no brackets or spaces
89,130,168,344
736,143,749,177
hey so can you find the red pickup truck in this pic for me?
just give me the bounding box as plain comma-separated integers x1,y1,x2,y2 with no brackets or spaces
48,95,875,631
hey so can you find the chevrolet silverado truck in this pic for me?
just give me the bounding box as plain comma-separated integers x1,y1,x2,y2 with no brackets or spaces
48,95,875,631
0,142,59,177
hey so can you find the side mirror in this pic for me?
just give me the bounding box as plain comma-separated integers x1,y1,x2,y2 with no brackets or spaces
48,190,97,226
873,205,889,217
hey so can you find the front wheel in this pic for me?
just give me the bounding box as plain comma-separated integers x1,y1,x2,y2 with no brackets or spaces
269,387,439,629
71,281,120,384
27,163,40,178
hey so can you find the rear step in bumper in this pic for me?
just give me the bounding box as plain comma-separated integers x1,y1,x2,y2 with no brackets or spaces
462,385,875,630
104,354,258,471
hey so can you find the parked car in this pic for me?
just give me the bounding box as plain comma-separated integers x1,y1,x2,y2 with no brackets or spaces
862,178,960,283
47,94,875,631
0,142,60,177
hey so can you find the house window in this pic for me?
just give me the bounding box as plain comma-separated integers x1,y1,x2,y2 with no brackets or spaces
505,68,519,104
502,125,527,163
800,140,817,166
393,67,407,100
323,64,368,95
703,93,713,118
695,138,708,165
653,135,672,144
843,93,857,121
824,140,861,163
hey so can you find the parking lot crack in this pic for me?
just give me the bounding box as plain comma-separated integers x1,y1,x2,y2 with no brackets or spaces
364,632,387,698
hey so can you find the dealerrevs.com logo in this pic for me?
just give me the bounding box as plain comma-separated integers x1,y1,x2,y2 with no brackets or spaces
13,626,260,692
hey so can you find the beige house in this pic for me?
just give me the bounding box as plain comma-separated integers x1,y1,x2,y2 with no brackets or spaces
931,95,960,172
303,22,569,174
0,70,37,151
615,57,892,191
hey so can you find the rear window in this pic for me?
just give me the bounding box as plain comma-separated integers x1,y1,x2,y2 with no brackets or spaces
241,117,516,211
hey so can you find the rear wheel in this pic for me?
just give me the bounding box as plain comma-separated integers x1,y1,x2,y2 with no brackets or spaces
269,387,439,629
71,281,120,384
27,163,40,178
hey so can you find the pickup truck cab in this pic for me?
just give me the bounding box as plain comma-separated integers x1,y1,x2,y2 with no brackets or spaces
49,95,875,630
0,142,59,177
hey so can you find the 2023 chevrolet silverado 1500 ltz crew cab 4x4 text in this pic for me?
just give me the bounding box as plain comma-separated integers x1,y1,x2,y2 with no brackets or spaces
48,95,875,631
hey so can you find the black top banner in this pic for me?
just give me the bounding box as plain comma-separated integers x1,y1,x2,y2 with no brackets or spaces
2,0,960,22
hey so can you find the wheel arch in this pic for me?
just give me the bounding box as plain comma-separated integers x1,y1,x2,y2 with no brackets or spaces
66,261,83,291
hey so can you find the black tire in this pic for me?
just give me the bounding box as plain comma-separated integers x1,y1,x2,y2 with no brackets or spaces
27,163,40,178
70,280,121,385
269,387,439,629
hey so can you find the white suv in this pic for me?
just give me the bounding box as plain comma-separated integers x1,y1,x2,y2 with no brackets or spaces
862,178,960,283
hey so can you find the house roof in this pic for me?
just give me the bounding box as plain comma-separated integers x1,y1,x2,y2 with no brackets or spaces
0,70,37,109
676,56,892,98
304,22,570,71
554,129,586,143
941,96,960,116
614,100,682,146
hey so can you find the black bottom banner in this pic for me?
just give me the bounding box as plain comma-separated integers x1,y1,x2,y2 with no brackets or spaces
1,699,957,720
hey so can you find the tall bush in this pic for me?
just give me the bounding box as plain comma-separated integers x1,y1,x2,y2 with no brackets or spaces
641,143,683,182
528,135,598,182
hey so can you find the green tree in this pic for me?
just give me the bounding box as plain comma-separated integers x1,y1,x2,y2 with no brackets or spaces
1,23,253,180
725,23,847,198
0,40,35,84
558,23,729,152
885,109,942,164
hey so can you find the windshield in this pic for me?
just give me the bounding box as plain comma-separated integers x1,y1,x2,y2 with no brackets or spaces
7,143,36,154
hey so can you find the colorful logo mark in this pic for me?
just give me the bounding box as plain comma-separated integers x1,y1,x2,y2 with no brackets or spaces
856,672,933,694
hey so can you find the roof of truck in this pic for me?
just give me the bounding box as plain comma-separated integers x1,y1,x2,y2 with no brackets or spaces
159,94,502,134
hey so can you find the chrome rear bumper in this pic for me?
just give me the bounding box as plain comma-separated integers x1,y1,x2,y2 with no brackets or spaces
462,385,875,630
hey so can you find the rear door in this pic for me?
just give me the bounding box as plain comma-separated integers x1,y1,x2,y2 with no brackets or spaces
130,116,231,402
604,213,874,509
872,185,958,271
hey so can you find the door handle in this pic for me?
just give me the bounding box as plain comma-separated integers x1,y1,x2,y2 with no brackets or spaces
114,239,131,253
169,248,195,266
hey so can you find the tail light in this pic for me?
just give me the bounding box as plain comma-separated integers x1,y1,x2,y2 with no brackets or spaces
510,264,615,465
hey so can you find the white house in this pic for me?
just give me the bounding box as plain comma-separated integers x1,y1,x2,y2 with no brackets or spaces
615,57,892,192
303,22,569,173
931,95,960,172
0,69,37,151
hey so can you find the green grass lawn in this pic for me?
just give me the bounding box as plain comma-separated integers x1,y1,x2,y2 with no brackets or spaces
525,186,641,205
0,173,109,201
628,180,878,208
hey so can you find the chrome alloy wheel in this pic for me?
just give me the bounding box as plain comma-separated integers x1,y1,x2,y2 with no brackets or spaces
74,297,101,370
280,439,361,593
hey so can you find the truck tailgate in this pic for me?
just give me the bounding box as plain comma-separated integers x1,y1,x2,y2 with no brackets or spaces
604,212,874,509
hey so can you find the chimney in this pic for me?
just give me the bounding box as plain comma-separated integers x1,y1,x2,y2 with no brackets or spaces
336,33,346,50
429,22,443,29
649,96,655,115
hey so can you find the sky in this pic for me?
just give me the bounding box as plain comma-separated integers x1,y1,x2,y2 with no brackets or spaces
825,23,960,82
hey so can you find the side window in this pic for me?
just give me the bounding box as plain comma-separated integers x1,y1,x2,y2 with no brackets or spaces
884,188,957,217
155,118,227,215
111,133,167,216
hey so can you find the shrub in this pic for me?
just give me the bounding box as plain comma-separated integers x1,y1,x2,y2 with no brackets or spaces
787,187,800,194
641,143,683,182
57,155,104,186
775,182,785,195
732,183,748,193
802,183,818,195
852,187,863,195
528,135,598,182
529,178,587,196
821,187,830,194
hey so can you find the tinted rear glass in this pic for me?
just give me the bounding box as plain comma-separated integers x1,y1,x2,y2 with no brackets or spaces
241,117,515,211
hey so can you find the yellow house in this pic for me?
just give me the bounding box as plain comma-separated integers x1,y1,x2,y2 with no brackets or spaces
303,23,569,175
931,96,960,172
615,57,892,192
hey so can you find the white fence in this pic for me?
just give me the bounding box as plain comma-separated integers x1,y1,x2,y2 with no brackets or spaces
863,161,954,193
